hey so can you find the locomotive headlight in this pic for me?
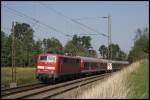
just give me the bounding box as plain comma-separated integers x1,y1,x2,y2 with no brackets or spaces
47,66,55,70
38,66,44,69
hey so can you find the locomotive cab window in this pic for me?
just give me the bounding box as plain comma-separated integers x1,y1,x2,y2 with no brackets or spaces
39,55,56,62
47,56,56,62
39,56,47,61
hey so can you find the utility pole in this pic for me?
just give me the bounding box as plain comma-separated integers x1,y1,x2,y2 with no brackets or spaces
11,21,14,83
11,21,17,88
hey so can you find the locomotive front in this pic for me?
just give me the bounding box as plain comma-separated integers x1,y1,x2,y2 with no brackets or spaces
36,54,59,82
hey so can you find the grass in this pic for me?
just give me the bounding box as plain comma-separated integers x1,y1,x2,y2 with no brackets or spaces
75,59,149,99
1,67,39,87
128,59,149,99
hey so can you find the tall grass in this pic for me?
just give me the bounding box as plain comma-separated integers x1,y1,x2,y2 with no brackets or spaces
1,67,39,87
128,59,149,99
76,61,141,99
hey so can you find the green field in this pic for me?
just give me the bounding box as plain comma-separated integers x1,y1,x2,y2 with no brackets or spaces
128,59,149,99
1,67,40,87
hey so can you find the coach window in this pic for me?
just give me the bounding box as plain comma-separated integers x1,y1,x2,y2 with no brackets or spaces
99,63,102,67
86,62,89,69
84,62,89,69
93,63,96,68
104,63,106,67
89,62,92,69
101,63,105,69
63,58,68,64
92,63,94,69
116,63,119,67
76,59,80,65
100,62,103,67
72,59,74,64
72,59,76,64
113,63,115,67
96,63,98,67
84,63,86,69
71,59,74,64
73,59,76,64
67,58,70,64
92,63,94,68
68,59,72,64
96,63,98,68
71,59,75,64
90,62,92,69
98,63,101,67
70,58,74,64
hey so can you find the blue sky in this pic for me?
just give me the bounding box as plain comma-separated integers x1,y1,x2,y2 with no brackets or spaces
1,1,149,57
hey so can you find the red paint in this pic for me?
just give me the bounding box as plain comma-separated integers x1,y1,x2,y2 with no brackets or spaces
36,53,81,74
36,53,58,73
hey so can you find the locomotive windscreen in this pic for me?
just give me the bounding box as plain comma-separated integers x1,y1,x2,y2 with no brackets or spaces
40,56,47,60
39,55,56,62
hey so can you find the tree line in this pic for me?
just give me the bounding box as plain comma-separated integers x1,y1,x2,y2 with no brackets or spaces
1,22,98,67
99,44,127,60
128,27,149,62
2,22,147,67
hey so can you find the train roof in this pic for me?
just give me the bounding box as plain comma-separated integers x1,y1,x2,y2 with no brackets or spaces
77,56,129,64
112,60,129,64
77,56,103,62
38,53,129,64
38,53,80,59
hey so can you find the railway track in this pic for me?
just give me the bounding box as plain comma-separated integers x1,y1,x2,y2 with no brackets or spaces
1,73,112,99
1,82,47,97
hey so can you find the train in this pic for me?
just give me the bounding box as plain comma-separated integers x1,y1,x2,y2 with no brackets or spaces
35,53,129,83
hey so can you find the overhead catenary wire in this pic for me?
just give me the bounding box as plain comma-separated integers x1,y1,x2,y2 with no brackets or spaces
2,4,107,55
2,5,71,38
75,17,101,20
2,8,52,37
39,2,91,35
39,3,107,37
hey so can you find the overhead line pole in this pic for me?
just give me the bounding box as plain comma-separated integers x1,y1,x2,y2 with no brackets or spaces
76,15,112,62
102,15,112,62
108,14,112,63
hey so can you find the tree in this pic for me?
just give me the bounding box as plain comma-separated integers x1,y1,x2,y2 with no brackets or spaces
88,49,97,58
32,40,43,64
11,22,34,67
117,50,127,60
1,31,12,67
64,40,79,55
64,34,96,57
81,36,91,49
128,27,149,62
43,37,63,54
1,31,7,66
99,45,107,58
108,44,120,60
99,43,127,60
134,28,142,41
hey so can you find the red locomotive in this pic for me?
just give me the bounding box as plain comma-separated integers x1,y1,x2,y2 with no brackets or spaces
36,53,129,83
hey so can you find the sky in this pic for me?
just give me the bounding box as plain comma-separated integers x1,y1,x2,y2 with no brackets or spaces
1,1,149,57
